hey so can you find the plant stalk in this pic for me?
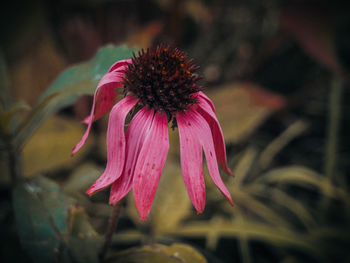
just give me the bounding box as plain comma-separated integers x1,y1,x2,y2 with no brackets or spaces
325,75,343,182
99,202,122,262
322,74,344,213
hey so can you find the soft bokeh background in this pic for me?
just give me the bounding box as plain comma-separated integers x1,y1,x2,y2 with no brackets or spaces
1,0,350,262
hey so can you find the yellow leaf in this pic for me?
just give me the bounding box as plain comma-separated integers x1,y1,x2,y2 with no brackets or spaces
109,243,207,263
22,115,93,176
206,83,285,143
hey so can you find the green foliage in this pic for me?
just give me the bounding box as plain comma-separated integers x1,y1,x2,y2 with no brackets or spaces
13,44,134,151
107,243,207,263
12,176,101,263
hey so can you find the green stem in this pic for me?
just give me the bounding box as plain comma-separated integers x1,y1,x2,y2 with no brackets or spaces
99,202,122,262
325,75,343,182
5,136,21,183
322,74,343,212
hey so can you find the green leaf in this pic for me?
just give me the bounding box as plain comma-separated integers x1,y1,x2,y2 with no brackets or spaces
13,44,135,150
39,44,133,101
107,243,207,263
67,207,102,263
12,176,74,263
12,176,101,263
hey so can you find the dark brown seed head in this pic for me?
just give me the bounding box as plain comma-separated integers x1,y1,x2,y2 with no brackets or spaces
122,46,201,116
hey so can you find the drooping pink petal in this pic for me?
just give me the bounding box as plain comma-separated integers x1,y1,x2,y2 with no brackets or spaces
109,107,154,205
84,59,131,124
133,112,169,220
108,59,132,73
72,71,127,155
196,93,233,176
183,109,233,206
198,91,216,113
177,112,206,214
83,71,125,124
85,95,138,195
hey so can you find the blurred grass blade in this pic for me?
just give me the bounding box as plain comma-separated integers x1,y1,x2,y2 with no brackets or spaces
171,219,321,258
248,184,317,229
13,93,59,150
257,166,350,202
229,190,292,228
258,120,309,171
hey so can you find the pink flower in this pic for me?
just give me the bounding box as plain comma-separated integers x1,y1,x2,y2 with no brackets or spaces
73,46,233,220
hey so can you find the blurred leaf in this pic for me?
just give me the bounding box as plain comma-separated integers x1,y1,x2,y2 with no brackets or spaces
0,49,11,110
22,116,93,177
126,159,192,233
63,164,114,218
13,44,134,150
12,176,100,263
207,83,286,143
63,163,102,194
67,207,102,263
185,0,212,24
12,176,74,263
0,101,30,134
280,3,341,72
127,21,163,49
107,243,207,263
149,160,192,233
39,44,133,101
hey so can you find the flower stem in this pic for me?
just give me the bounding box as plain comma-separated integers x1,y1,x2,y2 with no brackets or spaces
322,74,343,212
5,137,21,183
99,202,122,261
325,75,343,182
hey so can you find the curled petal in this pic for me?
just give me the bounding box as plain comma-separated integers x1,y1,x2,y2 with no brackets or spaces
133,112,169,220
183,109,233,206
108,59,132,73
177,112,206,214
109,107,154,205
83,71,124,124
72,63,128,155
198,91,216,113
86,96,138,195
197,93,233,176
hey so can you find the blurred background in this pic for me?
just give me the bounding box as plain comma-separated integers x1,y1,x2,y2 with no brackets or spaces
0,0,350,262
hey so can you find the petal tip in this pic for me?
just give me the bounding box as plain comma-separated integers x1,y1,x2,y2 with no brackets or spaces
196,207,205,215
140,215,148,221
226,168,234,177
109,198,117,206
86,184,100,196
226,196,234,206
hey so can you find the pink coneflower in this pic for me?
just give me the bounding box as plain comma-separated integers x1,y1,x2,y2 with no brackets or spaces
73,46,233,220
